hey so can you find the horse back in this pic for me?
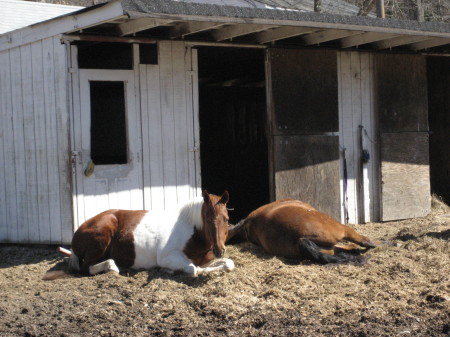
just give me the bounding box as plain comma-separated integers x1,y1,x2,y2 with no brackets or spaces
245,199,347,256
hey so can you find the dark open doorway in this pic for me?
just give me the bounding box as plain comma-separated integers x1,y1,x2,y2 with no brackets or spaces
427,57,450,205
198,47,269,223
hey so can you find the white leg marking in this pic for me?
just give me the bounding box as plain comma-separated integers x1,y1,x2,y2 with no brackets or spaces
89,259,120,275
197,258,235,275
159,252,198,277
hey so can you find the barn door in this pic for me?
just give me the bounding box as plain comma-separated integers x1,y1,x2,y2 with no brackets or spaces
267,49,340,220
139,41,201,210
74,69,143,223
376,54,431,221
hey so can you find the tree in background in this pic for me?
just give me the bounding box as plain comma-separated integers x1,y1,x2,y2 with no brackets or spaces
349,0,449,21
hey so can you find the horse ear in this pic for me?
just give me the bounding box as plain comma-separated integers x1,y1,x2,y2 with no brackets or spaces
219,190,229,204
203,190,211,204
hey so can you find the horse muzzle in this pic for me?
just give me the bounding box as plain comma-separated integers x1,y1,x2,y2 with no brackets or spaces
213,247,225,258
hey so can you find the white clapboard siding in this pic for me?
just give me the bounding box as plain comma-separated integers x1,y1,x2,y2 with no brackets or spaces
140,41,200,210
338,51,379,224
0,37,73,244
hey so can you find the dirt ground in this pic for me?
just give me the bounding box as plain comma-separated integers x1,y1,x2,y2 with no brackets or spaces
1,200,449,337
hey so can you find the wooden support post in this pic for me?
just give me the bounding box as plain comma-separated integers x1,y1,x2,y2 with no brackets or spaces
416,0,424,22
314,0,322,13
376,0,385,18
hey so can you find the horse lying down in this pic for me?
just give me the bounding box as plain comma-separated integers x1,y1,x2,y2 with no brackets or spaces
43,191,234,280
227,199,379,265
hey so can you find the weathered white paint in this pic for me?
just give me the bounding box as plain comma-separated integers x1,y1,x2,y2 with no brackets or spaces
0,37,72,244
139,41,201,211
338,51,379,224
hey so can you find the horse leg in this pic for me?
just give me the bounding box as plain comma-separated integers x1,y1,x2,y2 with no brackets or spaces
88,259,120,275
197,258,235,275
159,252,199,277
298,238,368,265
342,226,379,248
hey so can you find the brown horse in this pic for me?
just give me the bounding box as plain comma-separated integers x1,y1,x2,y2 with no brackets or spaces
227,199,378,264
44,191,234,279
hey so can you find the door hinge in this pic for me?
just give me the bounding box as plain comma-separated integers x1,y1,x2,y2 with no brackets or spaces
71,151,82,165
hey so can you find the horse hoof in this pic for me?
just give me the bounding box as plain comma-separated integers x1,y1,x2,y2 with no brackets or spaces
224,259,235,272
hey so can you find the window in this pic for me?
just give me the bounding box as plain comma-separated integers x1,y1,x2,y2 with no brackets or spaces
140,43,158,65
90,81,128,165
78,43,133,69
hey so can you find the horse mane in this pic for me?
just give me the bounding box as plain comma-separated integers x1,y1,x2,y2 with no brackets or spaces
178,197,205,230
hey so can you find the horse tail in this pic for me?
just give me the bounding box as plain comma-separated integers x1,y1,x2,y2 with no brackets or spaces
298,239,369,265
41,247,80,281
68,252,81,271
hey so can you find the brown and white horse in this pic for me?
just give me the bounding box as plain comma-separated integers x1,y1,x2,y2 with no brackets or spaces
227,199,378,264
47,191,233,278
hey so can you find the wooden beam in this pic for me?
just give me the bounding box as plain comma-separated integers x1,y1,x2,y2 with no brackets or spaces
409,37,450,50
376,0,385,18
116,18,175,36
255,26,318,44
63,34,157,44
169,22,224,38
211,24,274,41
340,32,399,48
373,35,430,49
302,29,361,45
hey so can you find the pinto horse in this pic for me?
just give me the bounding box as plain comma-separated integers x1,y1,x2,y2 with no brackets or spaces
227,199,378,264
46,191,234,279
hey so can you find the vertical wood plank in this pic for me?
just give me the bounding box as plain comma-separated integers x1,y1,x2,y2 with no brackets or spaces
0,51,13,241
146,64,165,210
159,41,177,208
10,46,29,242
360,52,379,222
338,51,358,224
31,41,51,243
337,52,344,223
350,51,363,223
191,48,202,197
184,46,201,199
42,38,63,243
21,43,40,242
129,44,144,212
140,64,152,210
172,41,190,205
53,37,72,243
70,44,85,227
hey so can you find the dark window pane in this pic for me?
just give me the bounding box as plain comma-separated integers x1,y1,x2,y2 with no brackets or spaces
90,81,127,165
78,43,132,69
140,44,158,64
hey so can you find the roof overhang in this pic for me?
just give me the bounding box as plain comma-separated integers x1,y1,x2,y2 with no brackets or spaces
2,0,450,54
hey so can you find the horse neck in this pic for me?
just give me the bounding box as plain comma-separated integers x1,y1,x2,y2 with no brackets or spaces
178,197,205,231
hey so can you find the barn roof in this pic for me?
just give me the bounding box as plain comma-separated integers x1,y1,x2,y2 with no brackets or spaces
1,0,449,53
167,0,369,16
0,0,83,34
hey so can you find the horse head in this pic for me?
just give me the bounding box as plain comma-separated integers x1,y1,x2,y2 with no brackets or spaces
201,190,230,258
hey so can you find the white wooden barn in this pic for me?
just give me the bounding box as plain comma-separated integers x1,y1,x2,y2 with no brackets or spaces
1,0,449,244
